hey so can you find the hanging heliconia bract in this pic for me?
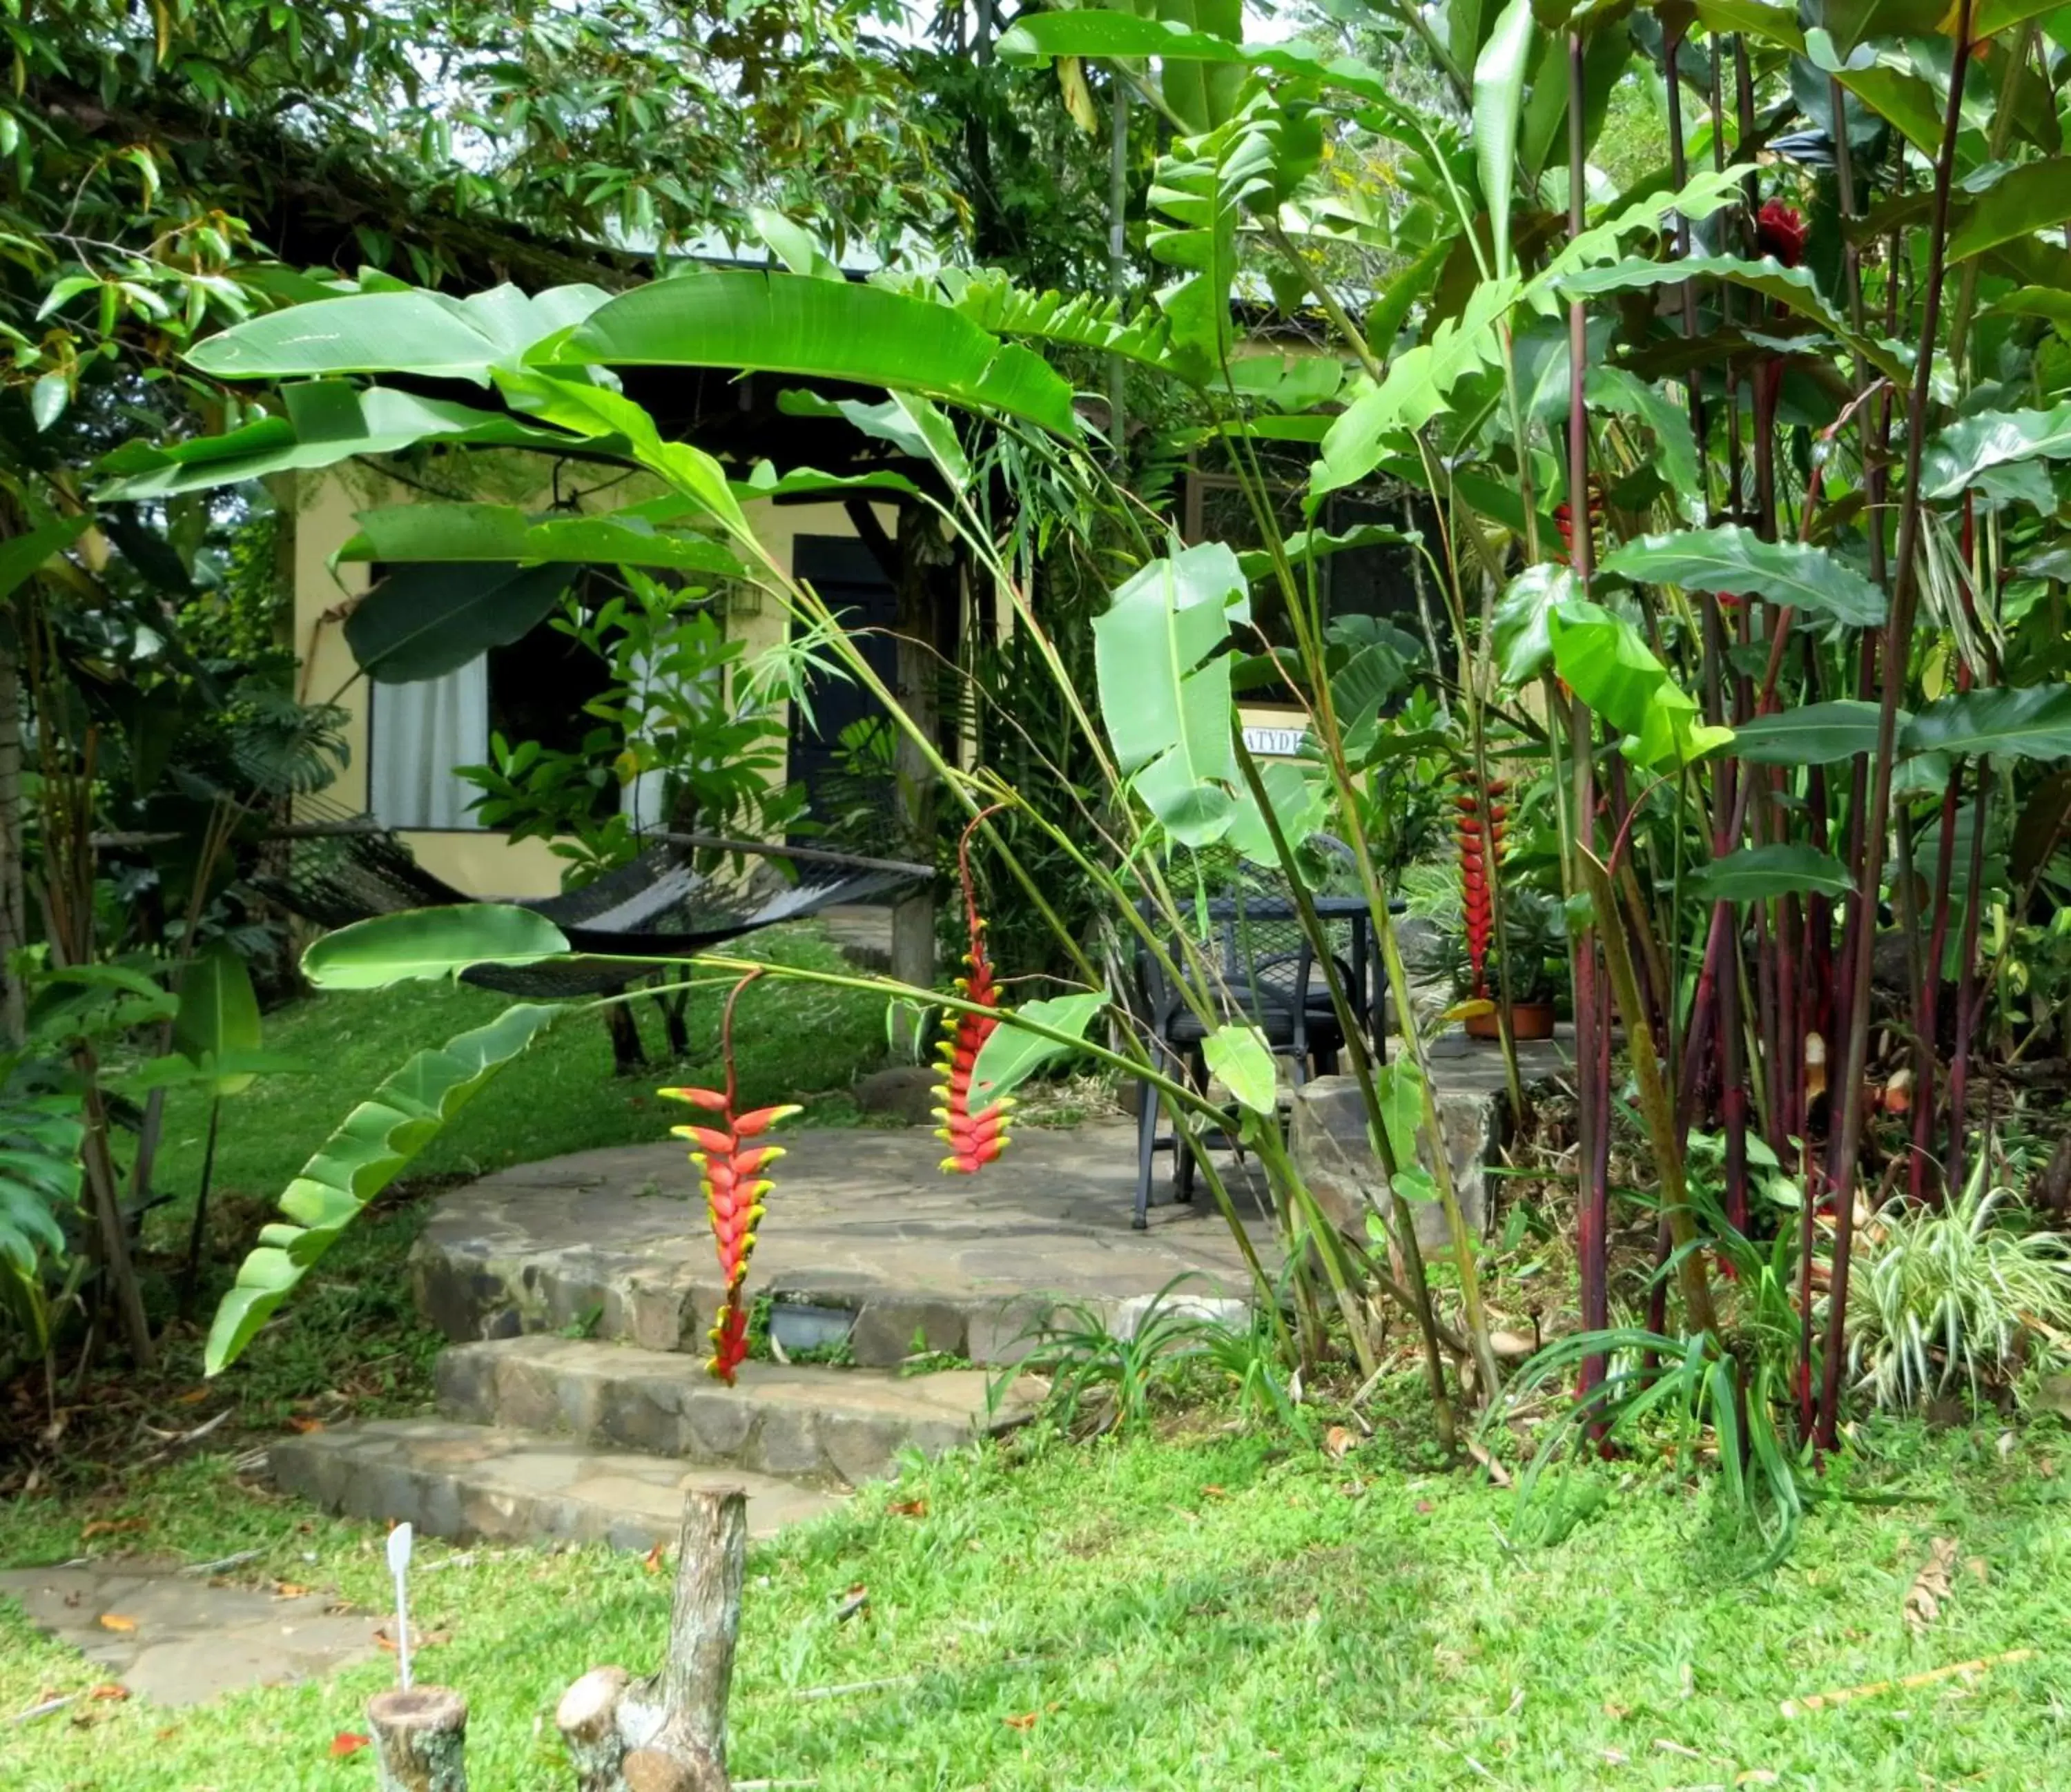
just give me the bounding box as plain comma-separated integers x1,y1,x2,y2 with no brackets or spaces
660,974,798,1384
935,808,1011,1173
1455,775,1509,998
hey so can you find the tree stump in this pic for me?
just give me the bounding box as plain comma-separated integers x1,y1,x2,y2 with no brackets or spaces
555,1486,746,1792
367,1686,469,1792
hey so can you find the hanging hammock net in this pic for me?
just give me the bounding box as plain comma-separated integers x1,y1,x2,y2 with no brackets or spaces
259,799,929,999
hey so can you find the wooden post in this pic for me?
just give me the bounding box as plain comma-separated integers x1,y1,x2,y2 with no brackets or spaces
367,1686,469,1792
555,1486,747,1792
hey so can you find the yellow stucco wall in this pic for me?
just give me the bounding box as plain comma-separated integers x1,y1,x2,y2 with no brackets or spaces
289,468,883,899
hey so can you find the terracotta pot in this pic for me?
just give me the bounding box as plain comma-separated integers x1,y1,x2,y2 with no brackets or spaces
1465,1000,1555,1041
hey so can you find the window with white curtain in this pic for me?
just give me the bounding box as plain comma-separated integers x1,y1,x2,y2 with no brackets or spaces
369,660,491,830
365,588,665,832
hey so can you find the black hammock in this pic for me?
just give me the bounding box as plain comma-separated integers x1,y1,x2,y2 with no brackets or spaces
260,812,931,999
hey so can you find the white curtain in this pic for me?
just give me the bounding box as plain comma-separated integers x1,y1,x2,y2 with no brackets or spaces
370,658,490,830
619,645,669,832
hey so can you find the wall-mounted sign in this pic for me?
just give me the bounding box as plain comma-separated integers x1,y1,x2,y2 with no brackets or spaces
1241,725,1308,757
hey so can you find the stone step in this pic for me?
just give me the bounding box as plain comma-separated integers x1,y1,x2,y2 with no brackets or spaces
270,1418,842,1554
435,1335,1020,1485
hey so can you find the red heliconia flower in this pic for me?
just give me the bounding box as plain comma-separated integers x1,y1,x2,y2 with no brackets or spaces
660,975,798,1385
1455,775,1509,997
1549,483,1602,567
1756,199,1807,269
935,808,1012,1174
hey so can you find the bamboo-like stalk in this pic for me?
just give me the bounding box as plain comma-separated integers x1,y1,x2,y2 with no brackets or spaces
1818,0,1977,1449
1946,754,1991,1192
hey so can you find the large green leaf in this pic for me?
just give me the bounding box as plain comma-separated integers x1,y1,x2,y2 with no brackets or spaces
1548,598,1734,770
1920,401,2071,500
966,992,1109,1108
1692,0,1805,51
1598,525,1887,628
204,1002,565,1374
1092,543,1250,845
547,271,1079,438
1473,0,1535,280
302,905,573,991
1731,700,1890,765
186,284,611,384
1227,758,1332,865
1585,369,1701,520
0,515,90,601
1203,1023,1277,1116
343,561,574,684
96,389,594,502
1558,255,1910,384
337,503,742,577
1491,562,1575,685
1147,100,1291,384
0,1091,84,1282
1949,160,2071,264
1901,686,2071,760
1686,844,1856,903
171,946,264,1098
1818,0,1949,53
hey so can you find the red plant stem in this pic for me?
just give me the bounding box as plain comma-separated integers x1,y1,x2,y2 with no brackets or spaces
1946,754,1990,1192
1819,0,1976,1452
1912,766,1962,1198
1778,890,1802,1149
1562,28,1611,1402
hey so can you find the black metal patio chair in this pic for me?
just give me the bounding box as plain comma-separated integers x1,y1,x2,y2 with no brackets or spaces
1126,873,1372,1229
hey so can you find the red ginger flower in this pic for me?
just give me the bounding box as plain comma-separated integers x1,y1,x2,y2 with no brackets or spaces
660,975,798,1385
935,808,1012,1174
1455,776,1508,997
1756,199,1807,269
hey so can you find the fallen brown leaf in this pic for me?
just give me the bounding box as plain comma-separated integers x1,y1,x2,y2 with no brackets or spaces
173,1387,211,1406
330,1733,371,1758
86,1684,130,1702
1904,1537,1958,1636
888,1499,928,1517
641,1542,666,1575
283,1416,324,1434
273,1583,310,1599
1002,1713,1038,1731
1197,1486,1225,1500
97,1614,137,1633
79,1518,148,1541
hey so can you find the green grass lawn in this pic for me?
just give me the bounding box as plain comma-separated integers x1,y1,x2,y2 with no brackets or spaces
146,922,893,1252
3,1412,2069,1790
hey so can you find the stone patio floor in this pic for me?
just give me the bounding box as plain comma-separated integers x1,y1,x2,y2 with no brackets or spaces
414,1120,1280,1363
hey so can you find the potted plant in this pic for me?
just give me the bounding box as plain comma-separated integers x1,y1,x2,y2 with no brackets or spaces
1461,890,1566,1041
1399,863,1566,1042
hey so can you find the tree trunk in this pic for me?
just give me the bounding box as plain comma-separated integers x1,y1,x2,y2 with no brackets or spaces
367,1687,469,1792
0,616,26,1046
554,1487,748,1792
